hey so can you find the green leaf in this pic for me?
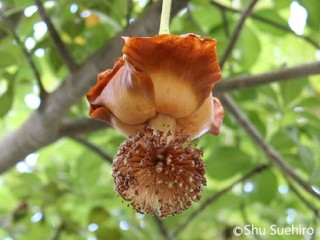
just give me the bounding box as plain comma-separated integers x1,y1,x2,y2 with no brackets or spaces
0,186,17,213
48,48,63,72
89,206,121,240
96,227,121,240
0,51,17,68
170,11,202,35
39,182,66,203
236,26,261,70
62,18,85,38
254,9,288,36
309,75,320,92
270,130,295,154
298,96,320,109
206,147,254,180
272,0,293,9
89,206,111,224
279,80,307,106
10,173,42,199
300,111,320,133
298,0,320,31
209,24,232,59
20,221,52,240
248,110,266,137
189,1,222,33
12,0,34,7
298,144,314,171
247,169,278,204
75,150,102,193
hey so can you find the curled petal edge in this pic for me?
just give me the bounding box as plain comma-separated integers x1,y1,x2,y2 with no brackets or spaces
89,106,146,136
209,97,224,136
87,58,156,125
176,96,224,139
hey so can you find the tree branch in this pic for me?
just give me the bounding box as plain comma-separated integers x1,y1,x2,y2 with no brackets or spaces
219,0,259,68
287,180,320,218
172,164,269,238
215,61,320,92
126,0,133,26
218,93,320,200
0,10,47,100
51,223,65,240
0,0,190,174
59,118,108,136
34,0,78,72
153,216,173,240
218,5,230,38
71,136,113,164
211,0,320,49
0,5,22,41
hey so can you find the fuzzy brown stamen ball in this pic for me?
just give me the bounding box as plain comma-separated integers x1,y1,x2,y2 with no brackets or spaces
112,127,207,218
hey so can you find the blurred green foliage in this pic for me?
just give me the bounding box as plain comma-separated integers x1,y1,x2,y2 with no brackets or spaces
0,0,319,239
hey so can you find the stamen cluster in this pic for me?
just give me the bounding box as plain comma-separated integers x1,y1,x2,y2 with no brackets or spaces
112,128,207,218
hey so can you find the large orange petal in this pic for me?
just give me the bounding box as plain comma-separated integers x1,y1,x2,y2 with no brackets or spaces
87,58,156,125
123,34,221,118
177,95,224,139
87,57,124,105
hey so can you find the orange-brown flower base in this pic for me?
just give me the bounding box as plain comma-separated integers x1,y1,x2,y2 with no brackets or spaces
112,128,207,218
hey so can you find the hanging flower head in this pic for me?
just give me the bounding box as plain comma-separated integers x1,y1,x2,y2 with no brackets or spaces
87,34,223,138
87,33,224,218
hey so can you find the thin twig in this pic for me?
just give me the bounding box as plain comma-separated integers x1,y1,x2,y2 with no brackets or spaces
60,118,108,137
0,5,22,40
186,6,203,34
34,0,78,72
126,0,133,26
211,0,320,49
287,179,319,239
219,0,259,68
218,94,320,201
51,223,65,240
154,216,173,240
217,4,230,38
0,10,47,100
172,164,269,237
215,61,320,92
287,180,320,218
71,136,113,164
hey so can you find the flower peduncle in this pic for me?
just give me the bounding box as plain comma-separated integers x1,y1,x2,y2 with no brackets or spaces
159,0,172,34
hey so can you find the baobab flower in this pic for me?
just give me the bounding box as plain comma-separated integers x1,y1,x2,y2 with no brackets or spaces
87,33,224,217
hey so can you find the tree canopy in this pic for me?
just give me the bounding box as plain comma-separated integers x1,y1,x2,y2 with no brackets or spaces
0,0,319,239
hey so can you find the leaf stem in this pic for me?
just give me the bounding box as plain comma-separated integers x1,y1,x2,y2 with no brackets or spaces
159,0,172,34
